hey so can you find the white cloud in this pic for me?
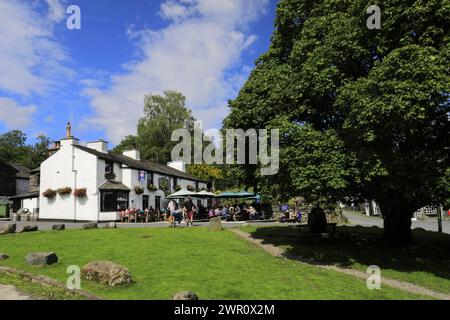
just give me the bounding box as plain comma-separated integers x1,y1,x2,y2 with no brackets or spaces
46,0,66,23
0,0,69,95
83,0,268,144
0,98,36,130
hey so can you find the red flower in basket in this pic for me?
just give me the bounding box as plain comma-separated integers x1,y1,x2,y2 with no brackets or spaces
74,188,87,198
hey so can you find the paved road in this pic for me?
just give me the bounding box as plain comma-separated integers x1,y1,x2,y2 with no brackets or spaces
2,214,448,234
0,219,279,231
343,211,450,234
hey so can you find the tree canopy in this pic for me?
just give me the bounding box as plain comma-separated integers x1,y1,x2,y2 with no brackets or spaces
0,130,50,169
224,0,450,244
115,90,195,163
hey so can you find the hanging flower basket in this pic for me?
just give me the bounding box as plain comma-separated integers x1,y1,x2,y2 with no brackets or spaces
43,189,57,199
74,188,87,198
57,187,72,196
147,184,158,192
187,185,195,192
135,186,144,194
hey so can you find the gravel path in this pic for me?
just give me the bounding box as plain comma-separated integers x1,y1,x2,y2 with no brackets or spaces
0,284,35,300
230,229,450,300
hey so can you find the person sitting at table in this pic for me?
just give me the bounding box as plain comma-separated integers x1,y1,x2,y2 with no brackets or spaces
297,210,303,223
242,204,249,219
120,209,128,222
289,210,296,222
159,208,167,221
233,205,241,221
221,205,231,221
248,206,258,220
129,207,138,222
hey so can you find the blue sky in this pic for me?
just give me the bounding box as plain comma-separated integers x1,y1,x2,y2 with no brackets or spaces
0,0,277,146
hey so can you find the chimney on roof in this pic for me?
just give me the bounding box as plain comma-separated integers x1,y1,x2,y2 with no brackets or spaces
87,139,108,153
66,122,72,138
167,160,186,173
60,122,79,147
123,149,140,161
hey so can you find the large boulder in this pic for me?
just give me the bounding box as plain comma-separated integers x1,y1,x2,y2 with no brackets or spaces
172,291,199,300
82,261,131,287
0,254,9,260
18,225,38,233
209,217,223,231
52,224,65,231
103,222,117,229
26,252,58,266
0,224,16,235
82,223,98,230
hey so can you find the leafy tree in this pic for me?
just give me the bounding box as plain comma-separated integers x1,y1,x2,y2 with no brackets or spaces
224,0,450,244
0,131,50,169
28,134,51,169
187,164,223,189
113,135,138,154
0,130,27,163
137,90,194,163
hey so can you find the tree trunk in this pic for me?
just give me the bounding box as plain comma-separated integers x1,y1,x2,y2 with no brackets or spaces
382,208,414,246
308,206,327,234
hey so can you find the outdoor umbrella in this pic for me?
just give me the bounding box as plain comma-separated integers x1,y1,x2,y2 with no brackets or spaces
236,190,256,198
194,190,217,198
215,190,256,199
215,191,240,198
167,189,197,199
245,194,261,202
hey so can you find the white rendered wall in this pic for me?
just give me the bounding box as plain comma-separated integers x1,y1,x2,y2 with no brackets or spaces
22,197,39,212
38,141,207,221
39,141,101,221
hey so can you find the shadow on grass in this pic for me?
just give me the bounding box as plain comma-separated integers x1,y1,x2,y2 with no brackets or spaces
246,225,450,282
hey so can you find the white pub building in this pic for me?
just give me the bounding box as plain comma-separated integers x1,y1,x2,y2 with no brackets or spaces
13,123,207,222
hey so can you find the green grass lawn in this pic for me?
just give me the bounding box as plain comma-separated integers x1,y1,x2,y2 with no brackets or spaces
240,225,450,295
0,227,428,300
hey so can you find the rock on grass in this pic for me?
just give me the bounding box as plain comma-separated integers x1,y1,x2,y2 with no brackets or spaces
172,291,199,300
0,224,16,235
25,252,58,266
18,225,38,233
0,254,9,260
82,223,98,230
82,261,131,287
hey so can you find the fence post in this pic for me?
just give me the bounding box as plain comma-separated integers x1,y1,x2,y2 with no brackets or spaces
437,206,443,233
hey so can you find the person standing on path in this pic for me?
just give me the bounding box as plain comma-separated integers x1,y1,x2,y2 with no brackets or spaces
183,196,195,227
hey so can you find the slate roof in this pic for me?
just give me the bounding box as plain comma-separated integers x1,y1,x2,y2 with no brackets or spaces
7,163,30,179
74,145,207,183
99,181,131,191
9,191,39,200
30,167,40,173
